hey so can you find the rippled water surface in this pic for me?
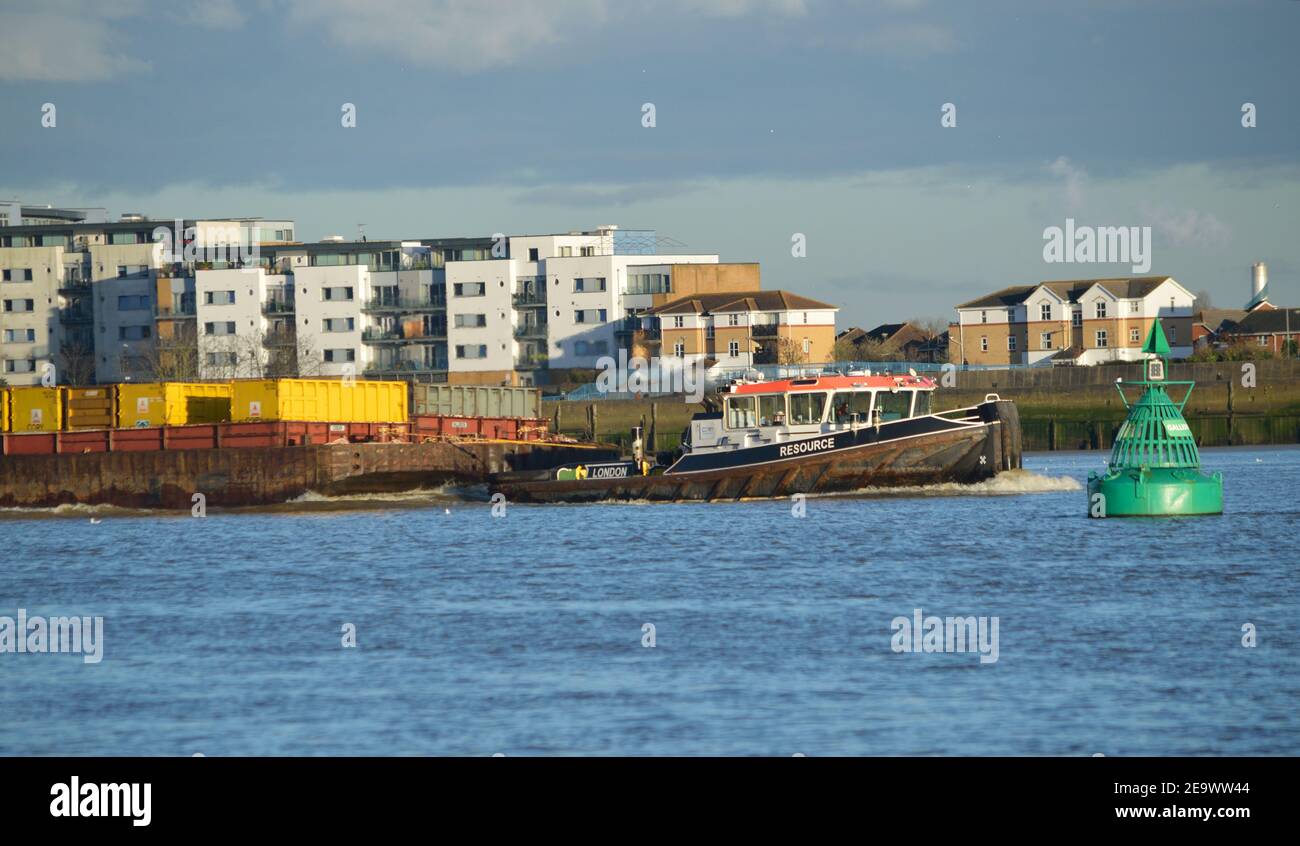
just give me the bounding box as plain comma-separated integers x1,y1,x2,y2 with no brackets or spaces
2,446,1297,755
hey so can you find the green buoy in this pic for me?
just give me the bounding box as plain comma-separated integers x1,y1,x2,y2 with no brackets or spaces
1087,318,1223,517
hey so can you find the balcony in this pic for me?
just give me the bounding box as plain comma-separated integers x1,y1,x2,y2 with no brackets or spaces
636,326,662,341
262,300,296,316
262,330,297,348
154,304,196,319
514,353,549,370
361,326,446,344
751,323,779,337
58,276,91,293
512,291,547,308
361,295,445,313
58,307,93,325
364,361,448,377
513,323,548,339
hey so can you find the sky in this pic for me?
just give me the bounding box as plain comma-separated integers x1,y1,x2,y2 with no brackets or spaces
1,0,1297,329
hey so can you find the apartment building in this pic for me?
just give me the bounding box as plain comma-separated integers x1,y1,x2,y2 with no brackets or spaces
442,225,754,386
951,276,1195,366
644,290,839,368
0,207,293,385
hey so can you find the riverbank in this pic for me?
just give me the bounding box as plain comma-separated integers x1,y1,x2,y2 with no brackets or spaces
542,359,1300,452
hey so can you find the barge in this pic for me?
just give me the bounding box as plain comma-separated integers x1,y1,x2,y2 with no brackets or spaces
491,374,1022,503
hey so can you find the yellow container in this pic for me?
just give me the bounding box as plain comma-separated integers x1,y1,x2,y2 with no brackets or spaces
64,387,117,430
0,388,9,433
230,379,408,423
116,382,232,428
10,386,64,432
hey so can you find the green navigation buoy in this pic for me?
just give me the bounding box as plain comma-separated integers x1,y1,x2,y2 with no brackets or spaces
1087,318,1223,517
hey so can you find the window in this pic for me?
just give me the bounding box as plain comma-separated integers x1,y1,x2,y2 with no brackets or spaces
1040,303,1051,321
454,313,487,328
912,391,932,417
626,273,671,295
118,325,151,341
726,395,757,429
1258,335,1268,347
573,277,606,293
1169,327,1176,344
1095,301,1107,319
758,394,787,426
829,391,872,424
455,344,488,359
205,290,235,305
323,317,355,332
118,295,150,311
1129,327,1140,343
1072,310,1082,328
875,390,909,422
0,270,7,281
1040,332,1052,350
1095,330,1108,348
727,314,740,327
4,359,37,373
673,342,685,357
980,336,988,352
559,246,572,257
728,340,740,357
322,286,354,301
205,352,237,366
4,299,35,312
705,323,715,339
572,340,610,356
204,321,237,336
574,309,606,324
581,246,595,257
2,268,32,282
453,282,485,297
324,349,356,363
117,266,128,278
1008,336,1017,351
528,248,539,261
980,310,987,324
802,338,811,355
672,315,684,328
789,392,827,425
1130,301,1140,314
3,328,36,343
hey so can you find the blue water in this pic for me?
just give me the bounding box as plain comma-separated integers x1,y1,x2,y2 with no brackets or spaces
2,446,1297,756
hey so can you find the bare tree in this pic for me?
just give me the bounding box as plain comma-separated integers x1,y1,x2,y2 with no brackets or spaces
774,337,807,365
55,341,97,386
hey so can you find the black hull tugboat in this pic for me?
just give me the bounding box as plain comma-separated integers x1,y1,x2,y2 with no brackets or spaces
491,374,1022,504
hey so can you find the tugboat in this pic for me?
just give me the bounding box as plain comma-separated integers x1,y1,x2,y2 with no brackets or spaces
491,373,1022,503
1087,318,1223,517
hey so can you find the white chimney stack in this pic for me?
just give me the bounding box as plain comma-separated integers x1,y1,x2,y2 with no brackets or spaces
1252,261,1268,299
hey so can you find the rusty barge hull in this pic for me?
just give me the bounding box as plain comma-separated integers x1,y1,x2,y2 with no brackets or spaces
492,399,1023,504
0,441,617,510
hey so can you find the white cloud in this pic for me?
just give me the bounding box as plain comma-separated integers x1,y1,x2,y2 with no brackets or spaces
285,0,811,72
1048,156,1087,209
0,9,150,82
176,0,246,30
1139,203,1231,247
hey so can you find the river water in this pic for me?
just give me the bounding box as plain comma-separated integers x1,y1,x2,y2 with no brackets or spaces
2,446,1297,756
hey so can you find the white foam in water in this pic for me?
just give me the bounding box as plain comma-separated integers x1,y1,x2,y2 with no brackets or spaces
837,469,1081,498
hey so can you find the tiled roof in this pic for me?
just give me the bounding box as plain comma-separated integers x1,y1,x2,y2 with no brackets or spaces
957,276,1174,309
1229,307,1300,335
648,290,837,315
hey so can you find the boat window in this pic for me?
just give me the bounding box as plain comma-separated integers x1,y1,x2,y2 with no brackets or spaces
725,395,758,429
830,391,872,424
875,390,909,422
757,394,786,427
789,392,827,425
912,390,932,416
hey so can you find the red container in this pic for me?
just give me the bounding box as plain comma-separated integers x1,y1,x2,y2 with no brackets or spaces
57,431,110,454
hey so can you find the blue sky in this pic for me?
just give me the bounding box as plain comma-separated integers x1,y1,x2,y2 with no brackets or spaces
1,0,1297,328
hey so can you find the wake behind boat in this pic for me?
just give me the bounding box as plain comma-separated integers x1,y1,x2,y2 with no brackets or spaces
491,373,1022,503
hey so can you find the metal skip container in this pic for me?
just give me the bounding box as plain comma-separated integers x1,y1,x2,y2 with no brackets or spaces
9,386,64,432
412,384,540,419
230,379,408,423
64,387,116,430
116,383,233,428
